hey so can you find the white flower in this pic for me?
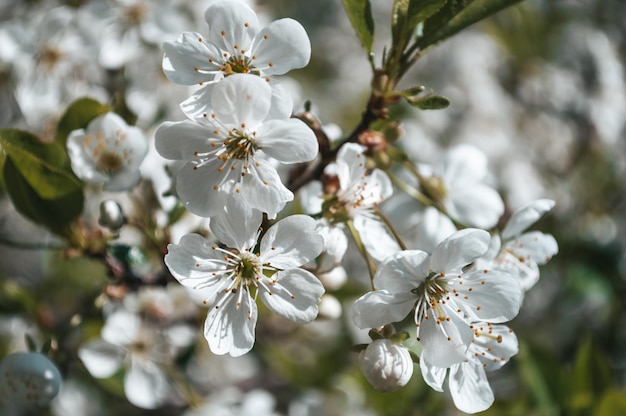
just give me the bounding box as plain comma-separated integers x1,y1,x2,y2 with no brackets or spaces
420,323,518,414
78,310,171,409
67,112,148,192
424,144,504,229
155,74,317,219
352,229,522,368
162,0,310,86
164,194,325,356
313,143,399,263
496,199,558,291
87,0,190,69
358,339,414,392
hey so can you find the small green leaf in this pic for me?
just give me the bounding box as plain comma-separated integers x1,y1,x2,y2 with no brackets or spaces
406,94,450,110
3,157,84,235
418,0,523,48
55,97,110,147
342,0,375,53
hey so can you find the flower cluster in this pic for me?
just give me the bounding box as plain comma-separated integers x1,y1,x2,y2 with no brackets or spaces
0,0,567,413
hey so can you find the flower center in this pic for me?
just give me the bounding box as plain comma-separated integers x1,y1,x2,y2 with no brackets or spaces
236,252,260,281
413,271,450,332
124,3,148,26
221,130,257,161
96,151,124,173
39,46,62,72
223,55,260,77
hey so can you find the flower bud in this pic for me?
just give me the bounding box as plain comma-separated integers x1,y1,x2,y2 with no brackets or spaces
0,352,62,406
358,339,413,392
98,200,126,231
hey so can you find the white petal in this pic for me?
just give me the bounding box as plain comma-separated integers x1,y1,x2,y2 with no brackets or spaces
155,120,215,161
502,199,555,240
448,361,494,414
455,268,522,323
352,290,416,329
473,323,518,371
162,32,222,85
256,118,318,163
437,144,487,188
250,18,311,75
515,231,559,265
78,340,125,379
419,307,473,368
334,143,367,191
205,0,258,53
180,83,218,120
419,357,446,392
124,359,169,409
414,207,457,253
211,74,271,127
259,269,324,324
260,215,323,269
164,233,228,295
175,160,230,217
266,80,294,120
104,168,141,192
429,229,490,273
354,215,401,264
204,290,257,357
67,130,107,184
101,310,140,347
373,250,429,293
211,193,262,251
445,184,504,229
239,159,293,219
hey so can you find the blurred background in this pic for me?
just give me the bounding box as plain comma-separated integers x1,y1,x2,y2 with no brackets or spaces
1,0,625,415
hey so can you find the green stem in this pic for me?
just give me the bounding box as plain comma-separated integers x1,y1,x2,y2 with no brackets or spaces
345,219,377,290
386,170,432,207
373,206,407,251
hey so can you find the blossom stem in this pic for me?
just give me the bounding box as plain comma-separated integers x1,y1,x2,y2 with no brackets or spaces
345,220,377,290
386,170,432,206
373,206,407,251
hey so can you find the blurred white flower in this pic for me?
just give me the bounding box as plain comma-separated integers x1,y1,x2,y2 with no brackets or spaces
67,112,149,192
78,310,172,409
422,144,504,229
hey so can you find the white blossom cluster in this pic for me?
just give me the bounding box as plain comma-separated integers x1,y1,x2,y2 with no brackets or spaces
0,0,572,414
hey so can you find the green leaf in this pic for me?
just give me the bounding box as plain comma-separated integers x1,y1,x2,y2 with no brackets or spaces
342,0,375,53
595,391,626,416
0,129,82,199
407,0,448,28
3,157,84,235
405,94,450,110
418,0,523,48
55,97,110,148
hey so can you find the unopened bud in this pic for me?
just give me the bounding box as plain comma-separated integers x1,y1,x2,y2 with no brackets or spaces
322,173,340,195
98,200,126,231
359,339,413,392
358,130,388,154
